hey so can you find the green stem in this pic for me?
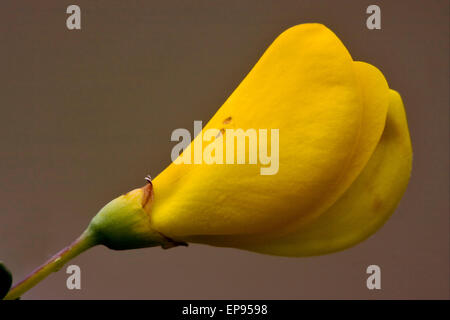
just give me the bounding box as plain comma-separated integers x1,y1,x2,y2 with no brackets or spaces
3,229,97,300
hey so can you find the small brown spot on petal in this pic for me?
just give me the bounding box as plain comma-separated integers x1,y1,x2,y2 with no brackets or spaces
216,128,225,138
223,116,232,124
373,197,383,211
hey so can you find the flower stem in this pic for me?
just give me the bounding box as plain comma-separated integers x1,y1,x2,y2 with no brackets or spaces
3,229,98,300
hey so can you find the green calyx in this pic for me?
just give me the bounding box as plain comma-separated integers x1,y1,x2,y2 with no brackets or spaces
88,182,184,250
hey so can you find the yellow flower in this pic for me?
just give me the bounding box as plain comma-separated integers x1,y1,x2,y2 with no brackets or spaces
90,23,412,257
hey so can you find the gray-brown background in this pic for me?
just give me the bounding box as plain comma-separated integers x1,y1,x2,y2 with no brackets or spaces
0,0,448,299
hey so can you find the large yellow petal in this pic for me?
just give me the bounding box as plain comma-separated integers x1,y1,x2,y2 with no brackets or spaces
231,89,412,256
149,24,388,240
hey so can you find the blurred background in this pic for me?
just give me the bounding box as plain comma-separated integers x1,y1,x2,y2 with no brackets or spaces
0,0,448,299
